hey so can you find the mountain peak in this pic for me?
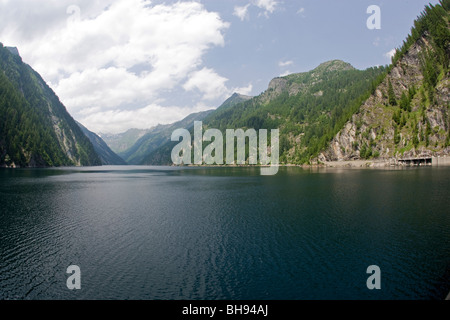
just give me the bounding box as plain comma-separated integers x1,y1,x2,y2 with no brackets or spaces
5,46,20,57
263,60,357,102
313,60,355,73
216,92,253,112
231,92,253,99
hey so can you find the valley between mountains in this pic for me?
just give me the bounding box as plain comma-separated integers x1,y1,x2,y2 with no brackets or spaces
1,2,449,168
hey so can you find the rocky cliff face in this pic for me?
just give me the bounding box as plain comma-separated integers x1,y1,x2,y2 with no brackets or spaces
321,36,450,162
260,60,356,105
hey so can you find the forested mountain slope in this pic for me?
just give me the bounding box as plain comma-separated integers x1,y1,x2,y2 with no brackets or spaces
321,1,450,162
0,44,101,167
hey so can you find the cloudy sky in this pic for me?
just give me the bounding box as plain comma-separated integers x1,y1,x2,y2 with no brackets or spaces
0,0,440,134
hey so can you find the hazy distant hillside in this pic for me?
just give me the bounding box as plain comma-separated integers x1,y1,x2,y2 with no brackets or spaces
121,110,215,165
140,93,252,165
77,122,127,165
101,128,150,154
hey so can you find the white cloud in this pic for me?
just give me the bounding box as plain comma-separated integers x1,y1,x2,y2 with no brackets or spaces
279,60,293,67
184,67,230,101
54,67,151,111
80,104,213,134
254,0,278,15
373,37,381,47
280,70,292,77
233,4,250,21
0,0,231,133
384,49,397,59
184,67,253,101
233,1,279,20
234,83,253,96
297,7,305,14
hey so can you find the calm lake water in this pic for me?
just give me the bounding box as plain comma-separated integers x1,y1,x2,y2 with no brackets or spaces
0,166,449,300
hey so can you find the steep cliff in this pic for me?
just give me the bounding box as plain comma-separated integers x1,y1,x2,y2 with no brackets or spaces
0,44,101,167
321,3,450,163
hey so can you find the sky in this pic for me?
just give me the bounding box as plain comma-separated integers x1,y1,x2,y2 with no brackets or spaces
0,0,442,134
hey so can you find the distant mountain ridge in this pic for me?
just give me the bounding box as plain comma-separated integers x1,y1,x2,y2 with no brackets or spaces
216,92,253,111
137,93,252,165
101,128,151,154
119,110,214,165
131,60,385,165
77,122,127,165
102,93,253,165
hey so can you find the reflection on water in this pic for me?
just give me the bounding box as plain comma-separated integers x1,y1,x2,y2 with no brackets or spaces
0,166,449,300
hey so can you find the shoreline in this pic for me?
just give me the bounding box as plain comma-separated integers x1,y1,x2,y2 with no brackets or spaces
321,156,450,168
2,156,450,169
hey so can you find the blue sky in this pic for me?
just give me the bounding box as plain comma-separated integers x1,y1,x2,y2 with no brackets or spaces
0,0,441,133
202,0,439,93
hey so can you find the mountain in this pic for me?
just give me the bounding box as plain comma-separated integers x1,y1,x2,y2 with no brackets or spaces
0,43,101,168
121,110,214,165
215,92,253,111
127,93,252,165
6,46,19,56
141,2,449,166
76,122,127,165
139,93,253,165
3,1,446,169
320,1,450,163
140,61,385,165
200,60,386,164
101,128,150,154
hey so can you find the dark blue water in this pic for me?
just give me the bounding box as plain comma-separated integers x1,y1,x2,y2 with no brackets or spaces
0,166,449,300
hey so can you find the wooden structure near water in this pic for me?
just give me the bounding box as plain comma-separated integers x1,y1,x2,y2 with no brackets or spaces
398,157,432,166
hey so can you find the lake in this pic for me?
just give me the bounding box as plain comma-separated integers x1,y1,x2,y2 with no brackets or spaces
0,166,449,300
